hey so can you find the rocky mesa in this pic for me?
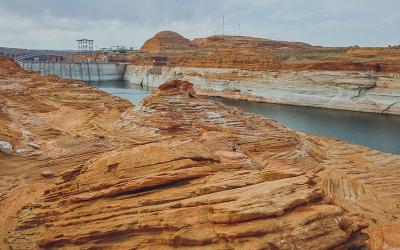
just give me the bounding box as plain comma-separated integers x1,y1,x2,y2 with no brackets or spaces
1,57,400,249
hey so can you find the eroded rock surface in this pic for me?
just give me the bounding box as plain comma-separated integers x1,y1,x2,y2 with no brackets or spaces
124,65,400,115
1,58,400,249
141,31,192,53
123,32,400,114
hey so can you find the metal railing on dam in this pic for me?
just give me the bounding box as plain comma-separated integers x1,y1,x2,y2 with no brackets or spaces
18,61,127,82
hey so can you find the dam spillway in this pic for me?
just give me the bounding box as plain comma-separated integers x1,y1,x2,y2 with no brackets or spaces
18,61,127,82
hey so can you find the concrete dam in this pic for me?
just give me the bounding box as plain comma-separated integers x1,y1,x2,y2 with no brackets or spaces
18,61,127,82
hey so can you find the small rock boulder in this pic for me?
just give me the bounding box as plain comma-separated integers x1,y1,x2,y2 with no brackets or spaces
42,170,54,178
0,140,12,155
59,165,82,182
28,142,40,149
158,80,196,97
15,148,25,154
21,130,33,140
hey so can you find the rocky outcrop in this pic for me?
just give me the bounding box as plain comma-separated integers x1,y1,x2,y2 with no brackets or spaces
131,32,400,72
0,56,133,248
3,80,368,249
141,31,192,52
369,222,400,249
0,141,12,155
124,65,400,115
120,32,400,114
1,58,400,249
192,35,313,50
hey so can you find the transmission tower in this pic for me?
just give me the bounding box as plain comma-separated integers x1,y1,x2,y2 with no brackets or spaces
77,38,94,52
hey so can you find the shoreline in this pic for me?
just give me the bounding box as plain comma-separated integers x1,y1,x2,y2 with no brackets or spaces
17,61,400,116
123,65,400,115
196,87,400,116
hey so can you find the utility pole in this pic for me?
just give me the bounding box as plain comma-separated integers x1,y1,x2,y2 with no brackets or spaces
222,16,225,36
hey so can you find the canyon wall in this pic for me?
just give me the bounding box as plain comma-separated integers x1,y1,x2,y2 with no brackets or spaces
124,65,400,115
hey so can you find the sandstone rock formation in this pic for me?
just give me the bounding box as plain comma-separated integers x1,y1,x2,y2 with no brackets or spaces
141,31,192,53
191,35,313,50
131,31,400,72
116,31,400,115
62,32,400,114
1,57,400,249
124,65,400,115
369,222,400,249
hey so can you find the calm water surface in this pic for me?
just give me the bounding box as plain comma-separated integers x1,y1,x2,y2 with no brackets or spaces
88,81,400,154
89,81,155,105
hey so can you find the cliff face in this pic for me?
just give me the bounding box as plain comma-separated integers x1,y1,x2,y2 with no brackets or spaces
1,57,400,249
124,65,400,115
119,32,400,114
129,31,400,73
65,32,400,115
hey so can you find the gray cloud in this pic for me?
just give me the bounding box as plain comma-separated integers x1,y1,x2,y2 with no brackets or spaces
0,0,399,49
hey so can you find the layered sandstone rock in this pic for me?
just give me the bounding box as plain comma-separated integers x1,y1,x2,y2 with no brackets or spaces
141,31,192,53
131,32,400,72
369,222,400,249
192,35,313,50
124,65,400,115
119,32,400,114
63,32,400,115
71,31,400,74
0,56,132,248
1,58,400,249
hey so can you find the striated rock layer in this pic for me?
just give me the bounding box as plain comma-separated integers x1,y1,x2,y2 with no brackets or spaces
141,31,192,53
67,31,400,114
132,32,400,73
1,57,400,249
124,65,400,115
121,31,400,115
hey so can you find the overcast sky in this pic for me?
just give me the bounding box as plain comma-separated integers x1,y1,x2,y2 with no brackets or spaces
0,0,399,50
